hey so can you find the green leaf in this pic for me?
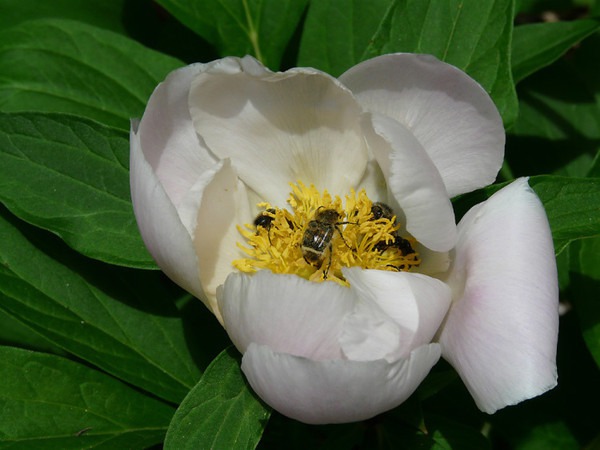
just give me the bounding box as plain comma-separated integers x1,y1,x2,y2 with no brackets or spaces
507,421,580,450
299,0,518,126
589,150,600,178
164,348,270,450
0,207,203,404
0,112,155,269
155,0,308,69
297,0,391,74
507,34,600,177
512,19,600,83
572,237,600,368
0,346,174,449
0,0,126,34
0,18,183,130
426,414,491,450
0,308,66,356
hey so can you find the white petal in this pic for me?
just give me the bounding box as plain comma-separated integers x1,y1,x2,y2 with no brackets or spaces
364,113,457,252
241,342,441,424
340,53,505,197
439,178,559,413
130,127,207,309
339,297,403,362
188,57,369,206
185,160,252,317
344,268,451,357
137,63,217,207
218,271,357,360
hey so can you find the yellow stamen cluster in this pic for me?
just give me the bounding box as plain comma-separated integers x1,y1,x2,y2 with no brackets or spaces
232,181,420,286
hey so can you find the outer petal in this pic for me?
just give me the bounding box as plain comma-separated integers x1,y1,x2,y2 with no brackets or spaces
130,125,205,307
439,178,559,414
340,53,504,198
242,342,441,424
218,271,358,360
137,63,217,207
343,268,451,358
189,56,369,207
363,113,457,252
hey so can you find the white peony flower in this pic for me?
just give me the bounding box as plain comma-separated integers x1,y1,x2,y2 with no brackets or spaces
130,54,558,424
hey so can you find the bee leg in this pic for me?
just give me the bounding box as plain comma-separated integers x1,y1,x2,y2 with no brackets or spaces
323,245,333,280
335,224,354,250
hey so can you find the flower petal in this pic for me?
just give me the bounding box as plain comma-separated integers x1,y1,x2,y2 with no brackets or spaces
343,268,451,358
339,297,403,362
439,178,559,414
340,53,505,197
364,113,457,252
218,271,358,360
184,159,252,317
137,63,217,207
130,127,206,308
242,342,441,424
188,56,369,207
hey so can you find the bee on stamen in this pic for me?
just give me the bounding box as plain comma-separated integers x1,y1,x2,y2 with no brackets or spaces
302,208,354,279
253,208,277,244
370,202,416,267
254,208,276,232
254,208,295,245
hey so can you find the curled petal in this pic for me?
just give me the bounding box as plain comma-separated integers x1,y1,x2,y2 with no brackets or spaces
242,342,441,424
189,56,369,207
344,268,451,358
187,160,252,315
339,297,403,362
364,113,457,252
341,53,504,197
130,127,206,308
137,63,217,206
218,271,357,360
439,178,559,413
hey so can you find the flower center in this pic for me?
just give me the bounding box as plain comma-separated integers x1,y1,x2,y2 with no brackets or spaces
232,181,420,286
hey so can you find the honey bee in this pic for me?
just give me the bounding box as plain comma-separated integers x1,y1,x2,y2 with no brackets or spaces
370,202,416,257
302,208,352,278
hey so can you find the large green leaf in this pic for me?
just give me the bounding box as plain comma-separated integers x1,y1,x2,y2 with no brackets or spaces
512,19,600,83
0,346,174,449
0,308,65,356
0,112,155,269
0,207,203,404
571,237,600,369
164,348,270,450
507,34,600,177
0,0,126,34
0,18,183,130
298,0,517,126
155,0,308,69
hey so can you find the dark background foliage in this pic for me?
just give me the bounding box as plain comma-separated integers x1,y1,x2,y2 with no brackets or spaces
0,0,599,448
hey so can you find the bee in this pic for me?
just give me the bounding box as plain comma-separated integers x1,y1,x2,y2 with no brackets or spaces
254,208,295,244
370,202,416,257
302,208,353,278
254,208,276,232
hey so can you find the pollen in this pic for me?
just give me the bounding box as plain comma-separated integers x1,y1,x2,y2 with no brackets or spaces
232,181,420,286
